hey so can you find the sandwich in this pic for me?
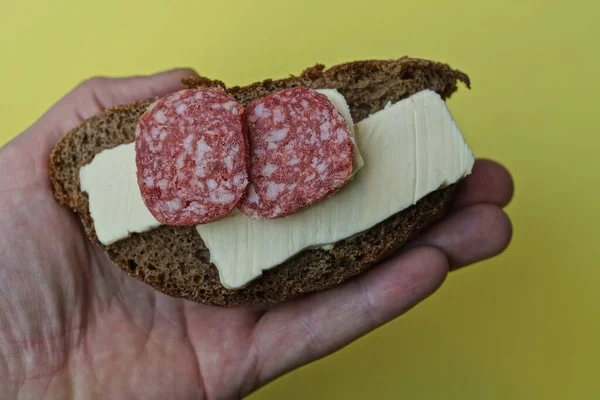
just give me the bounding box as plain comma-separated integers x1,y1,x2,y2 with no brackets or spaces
49,57,474,306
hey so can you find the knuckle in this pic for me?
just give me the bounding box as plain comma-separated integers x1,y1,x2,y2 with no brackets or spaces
78,76,108,91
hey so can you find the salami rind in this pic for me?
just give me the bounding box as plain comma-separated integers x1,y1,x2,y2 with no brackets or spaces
238,87,354,219
135,88,248,226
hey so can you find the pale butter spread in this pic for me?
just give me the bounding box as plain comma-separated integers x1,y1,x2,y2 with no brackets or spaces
80,89,360,246
79,143,161,245
198,90,475,289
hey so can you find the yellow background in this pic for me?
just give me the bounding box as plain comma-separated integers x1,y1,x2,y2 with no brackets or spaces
1,0,598,398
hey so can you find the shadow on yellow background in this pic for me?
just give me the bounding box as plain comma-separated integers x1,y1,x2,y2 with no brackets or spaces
1,0,597,398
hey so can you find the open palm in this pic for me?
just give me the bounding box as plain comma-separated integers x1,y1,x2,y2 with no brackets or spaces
0,69,513,399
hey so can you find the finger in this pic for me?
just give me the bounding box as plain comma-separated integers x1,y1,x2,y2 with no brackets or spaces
30,68,197,143
409,204,513,269
250,247,448,388
452,159,514,210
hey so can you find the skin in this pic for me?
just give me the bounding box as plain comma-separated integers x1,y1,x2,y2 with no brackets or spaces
0,69,514,400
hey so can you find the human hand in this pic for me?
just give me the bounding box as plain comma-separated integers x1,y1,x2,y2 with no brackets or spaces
0,69,513,399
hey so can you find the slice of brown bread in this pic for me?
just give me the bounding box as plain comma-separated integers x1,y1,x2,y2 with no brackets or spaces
50,57,470,306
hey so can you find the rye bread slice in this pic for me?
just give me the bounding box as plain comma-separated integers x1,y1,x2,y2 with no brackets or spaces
50,57,470,306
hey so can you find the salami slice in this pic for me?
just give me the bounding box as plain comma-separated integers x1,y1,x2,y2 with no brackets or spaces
135,87,248,226
238,87,354,219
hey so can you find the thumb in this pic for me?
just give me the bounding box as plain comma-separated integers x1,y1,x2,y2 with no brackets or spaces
26,68,197,146
0,68,196,193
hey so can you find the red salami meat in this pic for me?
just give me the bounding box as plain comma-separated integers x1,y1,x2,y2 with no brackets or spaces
135,87,248,226
238,87,354,219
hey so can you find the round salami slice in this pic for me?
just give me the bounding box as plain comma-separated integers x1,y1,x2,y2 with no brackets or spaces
135,87,248,226
238,87,354,219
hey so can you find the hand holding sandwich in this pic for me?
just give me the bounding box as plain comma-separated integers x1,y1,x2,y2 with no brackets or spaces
0,69,513,399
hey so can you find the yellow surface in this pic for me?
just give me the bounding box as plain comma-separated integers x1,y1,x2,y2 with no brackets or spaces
0,0,598,398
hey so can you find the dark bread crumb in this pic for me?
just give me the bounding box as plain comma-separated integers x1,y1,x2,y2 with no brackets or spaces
49,57,469,306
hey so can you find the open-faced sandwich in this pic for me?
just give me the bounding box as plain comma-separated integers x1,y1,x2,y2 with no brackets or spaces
50,57,474,306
